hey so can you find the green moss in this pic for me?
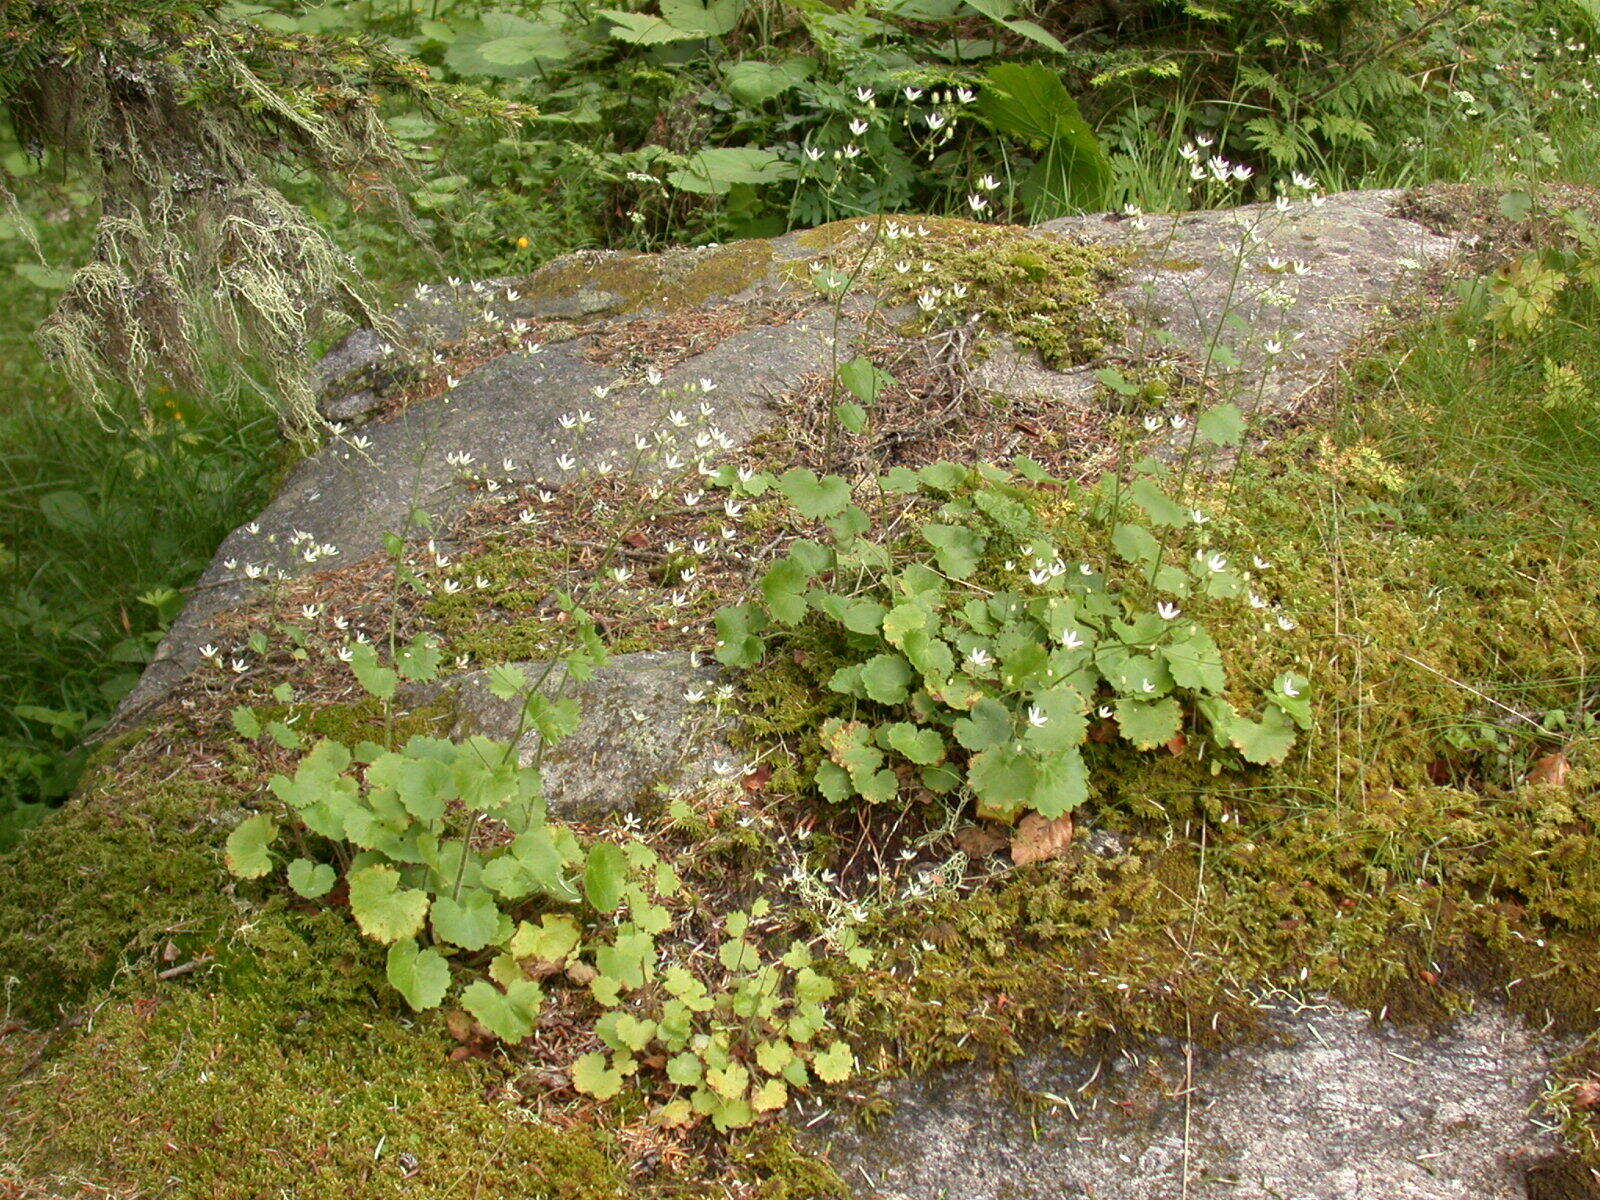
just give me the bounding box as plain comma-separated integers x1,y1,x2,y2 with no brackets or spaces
819,413,1600,1071
853,217,1127,369
523,239,777,316
4,908,628,1200
0,771,241,1023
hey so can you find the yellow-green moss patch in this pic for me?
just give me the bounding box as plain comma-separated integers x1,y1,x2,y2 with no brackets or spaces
523,239,778,317
4,909,628,1200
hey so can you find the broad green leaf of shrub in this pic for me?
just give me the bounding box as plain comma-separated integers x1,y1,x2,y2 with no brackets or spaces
225,813,276,879
286,858,336,899
1224,707,1298,765
347,865,430,944
775,468,853,519
714,603,766,667
396,634,442,682
583,841,629,913
445,13,572,77
231,705,262,740
921,523,985,578
974,63,1110,214
859,653,914,704
667,147,797,196
349,642,397,701
879,721,946,765
968,745,1037,820
1030,750,1088,818
1198,402,1246,447
1129,478,1188,527
1021,686,1088,753
1162,627,1228,694
462,978,543,1043
431,891,502,951
1114,697,1183,750
962,0,1069,52
837,356,895,405
812,1041,855,1083
386,938,451,1012
761,556,812,626
524,692,581,743
510,914,582,963
724,56,814,104
952,697,1013,751
1111,522,1161,569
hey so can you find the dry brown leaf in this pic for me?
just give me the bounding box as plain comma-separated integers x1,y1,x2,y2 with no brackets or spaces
954,824,1009,857
1011,812,1074,866
1166,733,1188,757
1573,1078,1600,1112
1528,752,1570,788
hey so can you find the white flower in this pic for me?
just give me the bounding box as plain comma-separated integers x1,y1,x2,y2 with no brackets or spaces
1248,591,1270,610
1060,629,1085,650
200,644,219,659
1276,613,1297,631
556,454,576,471
1282,678,1302,698
1191,508,1210,524
855,86,875,103
1179,143,1200,162
1253,555,1271,571
1079,562,1096,577
1026,705,1050,728
925,111,947,131
609,567,633,583
1264,339,1284,356
668,409,688,427
1206,552,1228,572
805,146,825,162
335,646,354,663
966,647,993,668
301,604,322,620
1170,414,1189,430
684,687,706,703
1139,677,1156,693
1157,601,1181,620
956,87,975,103
1143,414,1163,432
724,498,744,518
904,86,923,101
1292,172,1317,191
917,291,939,312
1029,565,1053,585
967,193,989,214
682,490,704,507
230,657,249,674
1196,133,1215,148
850,118,869,136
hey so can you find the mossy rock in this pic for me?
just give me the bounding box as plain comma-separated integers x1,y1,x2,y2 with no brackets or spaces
4,909,629,1200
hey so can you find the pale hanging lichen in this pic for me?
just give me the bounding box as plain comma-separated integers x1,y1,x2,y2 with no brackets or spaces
0,2,525,427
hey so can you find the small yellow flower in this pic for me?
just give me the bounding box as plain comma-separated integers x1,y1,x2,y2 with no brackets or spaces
516,236,530,249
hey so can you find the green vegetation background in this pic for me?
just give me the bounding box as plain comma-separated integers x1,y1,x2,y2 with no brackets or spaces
0,0,1596,831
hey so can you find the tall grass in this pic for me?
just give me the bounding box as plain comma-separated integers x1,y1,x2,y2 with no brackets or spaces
0,202,282,838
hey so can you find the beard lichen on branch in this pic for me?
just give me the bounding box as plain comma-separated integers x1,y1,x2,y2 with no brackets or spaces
0,0,527,426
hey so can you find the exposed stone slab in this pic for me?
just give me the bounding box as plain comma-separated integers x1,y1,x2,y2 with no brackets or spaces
400,651,731,821
819,1001,1565,1200
1039,188,1454,407
117,191,1455,727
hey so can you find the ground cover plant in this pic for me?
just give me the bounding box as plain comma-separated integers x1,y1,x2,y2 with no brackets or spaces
3,2,1600,1197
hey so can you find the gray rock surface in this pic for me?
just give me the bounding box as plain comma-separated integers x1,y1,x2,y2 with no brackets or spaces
116,190,1455,727
820,1001,1566,1200
401,651,732,820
